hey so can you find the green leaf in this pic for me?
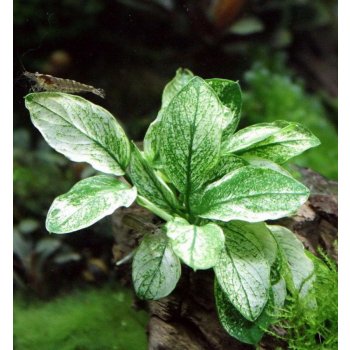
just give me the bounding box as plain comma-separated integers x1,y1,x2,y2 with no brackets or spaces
143,117,162,164
162,68,194,109
25,92,130,176
203,153,248,185
158,77,226,211
214,222,270,321
144,68,194,162
165,218,225,270
206,78,242,136
132,232,181,300
194,166,309,222
272,277,287,309
230,221,277,266
268,225,315,296
46,175,137,234
215,277,286,345
243,156,294,178
136,196,173,222
222,121,283,154
222,121,320,164
128,142,178,213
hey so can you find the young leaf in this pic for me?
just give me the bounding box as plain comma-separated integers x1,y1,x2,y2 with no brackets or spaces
193,166,309,222
165,218,225,270
144,68,194,162
143,116,162,164
214,223,270,321
268,225,315,296
25,93,130,175
158,77,225,211
132,232,181,300
46,175,137,234
222,120,320,164
162,68,194,109
128,142,178,213
215,277,286,345
206,78,242,135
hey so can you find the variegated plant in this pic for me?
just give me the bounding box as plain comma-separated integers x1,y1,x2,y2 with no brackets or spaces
24,68,320,345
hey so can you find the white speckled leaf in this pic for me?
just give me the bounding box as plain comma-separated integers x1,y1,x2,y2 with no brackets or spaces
229,221,277,266
132,232,181,300
214,223,270,321
215,277,286,345
206,78,242,135
162,68,194,109
128,142,178,213
202,154,248,185
144,68,194,162
143,115,162,164
25,92,130,175
222,120,320,164
165,218,225,270
194,166,309,222
158,77,225,211
222,121,284,153
268,225,315,296
46,175,137,234
243,156,294,178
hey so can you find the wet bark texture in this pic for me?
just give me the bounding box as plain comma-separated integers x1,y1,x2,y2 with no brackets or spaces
112,168,337,350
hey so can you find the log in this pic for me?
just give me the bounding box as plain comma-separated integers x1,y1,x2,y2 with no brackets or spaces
112,168,338,350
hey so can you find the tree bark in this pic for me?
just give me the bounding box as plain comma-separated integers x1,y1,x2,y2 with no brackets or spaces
112,167,337,350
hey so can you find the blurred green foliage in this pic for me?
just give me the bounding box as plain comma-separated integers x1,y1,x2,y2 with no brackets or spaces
270,251,338,349
14,128,76,216
243,63,337,179
14,286,149,350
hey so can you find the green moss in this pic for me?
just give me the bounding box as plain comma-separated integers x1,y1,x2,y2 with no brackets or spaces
270,251,338,349
14,285,149,350
243,64,338,179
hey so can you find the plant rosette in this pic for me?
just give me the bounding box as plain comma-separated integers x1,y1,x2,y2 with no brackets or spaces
25,68,320,345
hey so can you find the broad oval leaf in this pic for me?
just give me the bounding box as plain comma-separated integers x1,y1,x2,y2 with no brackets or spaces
222,120,320,164
206,78,242,135
158,77,225,210
222,121,283,153
194,166,309,222
268,225,315,296
25,92,130,175
128,142,179,213
214,223,270,321
165,218,225,270
46,175,137,234
144,68,194,162
229,221,278,266
215,277,286,345
132,232,181,300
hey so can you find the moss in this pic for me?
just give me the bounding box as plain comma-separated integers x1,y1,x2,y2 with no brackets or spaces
243,64,338,179
14,285,149,350
270,251,338,349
